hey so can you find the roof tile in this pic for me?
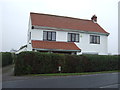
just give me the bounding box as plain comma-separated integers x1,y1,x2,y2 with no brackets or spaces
32,40,80,51
30,12,109,34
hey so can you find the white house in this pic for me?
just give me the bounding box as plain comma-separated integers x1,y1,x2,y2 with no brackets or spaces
26,12,109,55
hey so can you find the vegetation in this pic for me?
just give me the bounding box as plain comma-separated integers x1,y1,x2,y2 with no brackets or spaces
14,51,119,76
27,70,118,76
2,52,13,67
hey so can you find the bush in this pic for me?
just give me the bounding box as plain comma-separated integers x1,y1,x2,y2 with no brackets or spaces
14,51,119,76
2,52,13,67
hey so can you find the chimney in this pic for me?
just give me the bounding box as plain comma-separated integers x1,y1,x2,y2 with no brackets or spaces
91,15,97,23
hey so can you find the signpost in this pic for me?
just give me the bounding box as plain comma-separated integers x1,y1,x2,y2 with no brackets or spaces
58,66,61,73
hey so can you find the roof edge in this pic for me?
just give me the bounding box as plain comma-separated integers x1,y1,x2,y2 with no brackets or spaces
31,40,76,44
33,48,81,52
30,12,91,22
32,25,109,36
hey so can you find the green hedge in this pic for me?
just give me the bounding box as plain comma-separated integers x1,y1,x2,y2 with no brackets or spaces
2,52,13,67
83,55,118,72
14,52,64,75
14,52,119,76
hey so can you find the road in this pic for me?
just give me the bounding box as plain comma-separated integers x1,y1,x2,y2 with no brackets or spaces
2,72,119,88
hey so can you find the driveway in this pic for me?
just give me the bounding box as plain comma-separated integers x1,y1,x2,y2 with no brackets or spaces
2,64,53,81
2,65,119,88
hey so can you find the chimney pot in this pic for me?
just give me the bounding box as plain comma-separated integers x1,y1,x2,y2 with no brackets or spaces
91,15,97,23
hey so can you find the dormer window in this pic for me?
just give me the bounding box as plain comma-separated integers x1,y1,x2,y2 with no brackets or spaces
43,31,56,41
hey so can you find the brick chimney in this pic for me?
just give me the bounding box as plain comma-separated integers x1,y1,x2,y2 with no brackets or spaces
91,15,97,23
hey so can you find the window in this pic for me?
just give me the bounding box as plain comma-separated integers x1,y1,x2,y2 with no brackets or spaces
43,31,56,41
90,35,100,44
68,33,79,42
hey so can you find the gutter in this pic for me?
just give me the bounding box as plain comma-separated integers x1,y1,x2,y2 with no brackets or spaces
32,25,109,36
33,48,81,52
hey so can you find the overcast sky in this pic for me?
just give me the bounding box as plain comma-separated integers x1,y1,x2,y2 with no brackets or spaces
0,0,119,54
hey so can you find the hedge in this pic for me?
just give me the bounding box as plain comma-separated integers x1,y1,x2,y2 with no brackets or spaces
2,52,13,67
83,55,118,72
14,51,119,76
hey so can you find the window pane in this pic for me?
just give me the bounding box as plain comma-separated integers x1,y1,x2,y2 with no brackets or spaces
90,35,92,43
68,33,71,42
97,36,100,44
48,32,52,40
52,32,56,41
90,35,100,44
68,33,79,42
90,35,94,43
99,36,100,44
94,36,97,44
43,31,47,40
72,34,75,41
76,34,79,42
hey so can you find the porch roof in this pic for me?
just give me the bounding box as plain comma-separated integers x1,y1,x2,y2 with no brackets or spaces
32,40,81,52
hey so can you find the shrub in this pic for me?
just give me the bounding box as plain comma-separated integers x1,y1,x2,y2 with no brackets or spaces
14,51,119,76
2,52,13,67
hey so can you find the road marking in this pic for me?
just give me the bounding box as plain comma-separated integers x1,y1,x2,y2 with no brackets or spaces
100,84,120,88
112,73,118,74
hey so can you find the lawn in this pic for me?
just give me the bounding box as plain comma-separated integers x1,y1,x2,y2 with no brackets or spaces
26,70,118,76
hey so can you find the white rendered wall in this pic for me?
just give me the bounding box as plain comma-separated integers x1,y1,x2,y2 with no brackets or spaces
31,30,68,42
75,33,108,55
31,29,43,41
27,43,32,51
27,17,32,42
29,29,108,55
56,31,67,42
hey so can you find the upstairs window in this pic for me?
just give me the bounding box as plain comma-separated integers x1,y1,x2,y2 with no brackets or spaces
90,35,100,44
68,33,79,42
43,31,56,41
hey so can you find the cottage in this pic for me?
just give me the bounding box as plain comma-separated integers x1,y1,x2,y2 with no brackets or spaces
26,12,109,55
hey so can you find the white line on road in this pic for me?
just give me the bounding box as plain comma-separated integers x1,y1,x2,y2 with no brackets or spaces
99,84,120,88
112,73,118,74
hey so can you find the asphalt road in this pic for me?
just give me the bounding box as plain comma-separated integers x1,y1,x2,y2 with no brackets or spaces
2,72,119,88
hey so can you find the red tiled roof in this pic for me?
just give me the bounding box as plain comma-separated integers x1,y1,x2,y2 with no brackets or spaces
32,40,81,51
30,12,109,34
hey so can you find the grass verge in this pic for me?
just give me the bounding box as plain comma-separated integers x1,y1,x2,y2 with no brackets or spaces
26,70,118,76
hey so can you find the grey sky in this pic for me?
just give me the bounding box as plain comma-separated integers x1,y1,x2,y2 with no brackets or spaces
1,0,119,54
118,1,120,54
